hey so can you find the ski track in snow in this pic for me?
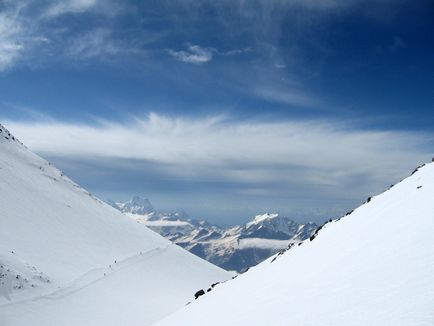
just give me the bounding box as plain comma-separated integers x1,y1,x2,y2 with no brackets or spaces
44,245,173,301
1,244,173,307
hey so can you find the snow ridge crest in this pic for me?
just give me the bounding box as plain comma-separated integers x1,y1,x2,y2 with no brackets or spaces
0,123,21,145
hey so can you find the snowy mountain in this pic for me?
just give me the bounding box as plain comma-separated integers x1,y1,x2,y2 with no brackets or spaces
154,161,434,326
112,199,317,272
0,124,231,326
109,195,154,215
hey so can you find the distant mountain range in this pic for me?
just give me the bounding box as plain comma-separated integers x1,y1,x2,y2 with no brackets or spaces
109,196,318,272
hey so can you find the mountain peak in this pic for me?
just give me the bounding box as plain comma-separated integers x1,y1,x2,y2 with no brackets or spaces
247,213,279,227
116,196,154,215
130,195,152,207
243,213,317,242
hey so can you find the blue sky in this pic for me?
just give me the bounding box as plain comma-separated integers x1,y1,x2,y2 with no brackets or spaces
1,0,434,225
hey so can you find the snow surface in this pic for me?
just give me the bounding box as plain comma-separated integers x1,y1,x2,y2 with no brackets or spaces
155,162,434,326
0,124,231,326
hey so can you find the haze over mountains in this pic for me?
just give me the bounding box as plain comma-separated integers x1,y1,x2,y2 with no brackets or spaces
109,197,317,272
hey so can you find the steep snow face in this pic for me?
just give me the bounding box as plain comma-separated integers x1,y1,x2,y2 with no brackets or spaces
155,162,434,326
0,124,231,326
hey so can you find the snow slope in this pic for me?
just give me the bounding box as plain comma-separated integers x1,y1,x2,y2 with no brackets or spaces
0,124,231,326
155,162,434,326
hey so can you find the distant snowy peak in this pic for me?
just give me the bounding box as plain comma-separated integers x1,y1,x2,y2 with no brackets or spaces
246,213,279,228
114,196,154,215
242,213,318,241
113,197,197,223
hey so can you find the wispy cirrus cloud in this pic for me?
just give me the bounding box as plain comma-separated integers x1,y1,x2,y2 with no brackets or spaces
0,2,29,71
0,0,129,71
65,28,142,60
5,112,433,223
167,43,214,64
44,0,99,17
222,47,252,56
5,113,433,189
166,44,252,64
0,0,406,72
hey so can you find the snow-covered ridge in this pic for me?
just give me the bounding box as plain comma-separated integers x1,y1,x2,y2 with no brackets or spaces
0,124,231,326
0,123,22,145
246,213,279,228
154,161,434,326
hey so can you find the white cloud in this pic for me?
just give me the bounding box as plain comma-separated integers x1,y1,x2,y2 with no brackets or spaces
223,47,252,56
166,44,252,64
0,7,26,71
5,114,433,190
0,0,105,72
167,44,213,64
44,0,99,17
0,0,132,71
